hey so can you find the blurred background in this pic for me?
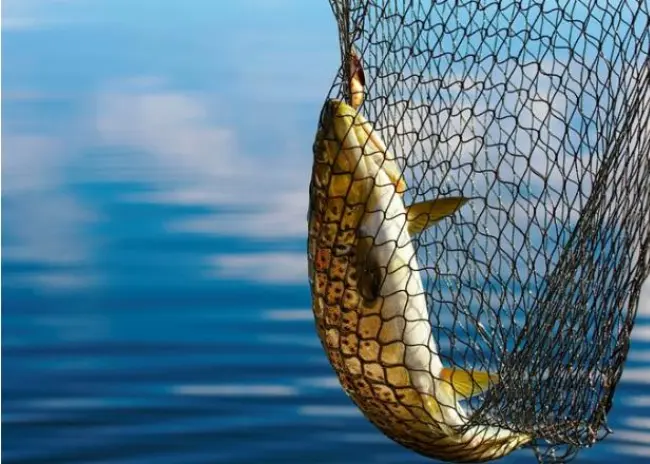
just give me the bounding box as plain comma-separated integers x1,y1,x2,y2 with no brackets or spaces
3,0,650,463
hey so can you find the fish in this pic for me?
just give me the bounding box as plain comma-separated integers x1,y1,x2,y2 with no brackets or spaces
307,98,533,462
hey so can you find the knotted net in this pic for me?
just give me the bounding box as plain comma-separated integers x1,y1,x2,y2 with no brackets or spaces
313,0,650,462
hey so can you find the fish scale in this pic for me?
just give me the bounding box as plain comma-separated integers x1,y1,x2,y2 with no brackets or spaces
307,99,533,462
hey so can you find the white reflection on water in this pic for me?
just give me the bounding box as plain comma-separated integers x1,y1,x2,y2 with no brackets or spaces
336,433,389,444
208,253,307,284
631,325,650,342
623,417,650,429
624,396,650,407
298,406,362,417
28,398,110,409
171,384,299,397
263,310,314,321
613,430,650,443
627,350,650,362
257,335,322,348
296,377,341,389
613,444,650,458
621,368,650,384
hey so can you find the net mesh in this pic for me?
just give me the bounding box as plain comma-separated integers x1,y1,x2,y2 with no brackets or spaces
308,0,650,462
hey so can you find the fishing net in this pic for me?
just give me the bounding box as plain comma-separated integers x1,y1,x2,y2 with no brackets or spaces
311,0,650,462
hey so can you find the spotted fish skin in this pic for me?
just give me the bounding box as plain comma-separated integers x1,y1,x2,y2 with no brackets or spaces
306,99,532,463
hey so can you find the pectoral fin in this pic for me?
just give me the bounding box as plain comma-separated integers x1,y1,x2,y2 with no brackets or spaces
440,367,499,399
406,197,469,235
356,236,383,304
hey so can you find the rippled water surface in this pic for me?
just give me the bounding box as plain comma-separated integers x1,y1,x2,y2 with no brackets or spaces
3,1,650,463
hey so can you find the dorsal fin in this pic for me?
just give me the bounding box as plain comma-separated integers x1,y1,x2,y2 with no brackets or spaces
355,235,383,304
406,197,470,235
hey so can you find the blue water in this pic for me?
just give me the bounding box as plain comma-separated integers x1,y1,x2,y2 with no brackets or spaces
3,1,650,463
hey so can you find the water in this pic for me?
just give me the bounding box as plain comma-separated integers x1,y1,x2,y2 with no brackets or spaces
3,1,650,463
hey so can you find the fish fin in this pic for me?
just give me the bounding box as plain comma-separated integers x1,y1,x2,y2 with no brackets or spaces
406,197,470,235
439,367,499,399
356,236,383,304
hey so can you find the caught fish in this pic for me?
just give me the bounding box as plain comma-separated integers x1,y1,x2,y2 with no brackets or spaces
307,99,532,462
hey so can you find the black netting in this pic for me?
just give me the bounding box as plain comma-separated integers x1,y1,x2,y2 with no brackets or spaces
307,1,650,462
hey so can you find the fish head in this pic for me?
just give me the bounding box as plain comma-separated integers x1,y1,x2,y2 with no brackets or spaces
311,99,376,206
310,99,395,304
315,99,363,156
